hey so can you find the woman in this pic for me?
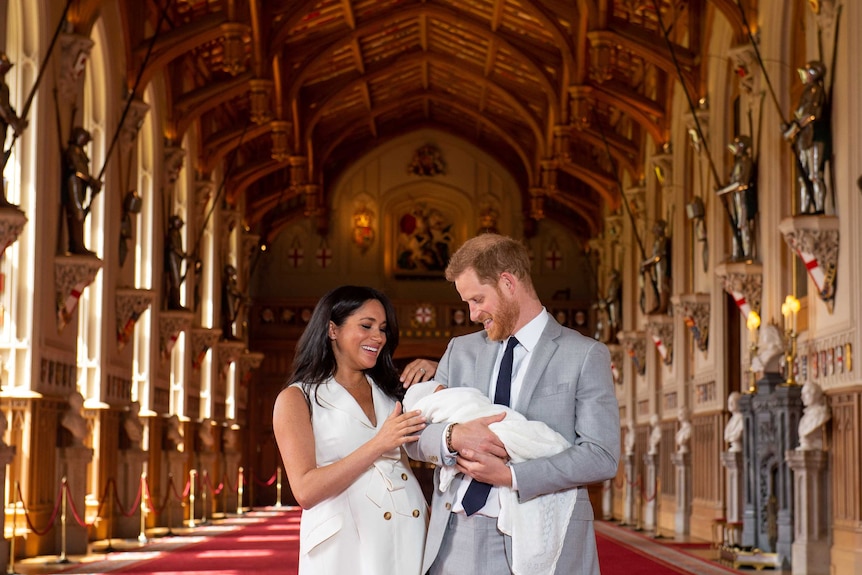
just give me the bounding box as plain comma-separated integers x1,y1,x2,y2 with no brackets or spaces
273,285,429,574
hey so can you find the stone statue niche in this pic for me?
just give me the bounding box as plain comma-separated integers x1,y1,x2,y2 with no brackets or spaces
738,370,803,569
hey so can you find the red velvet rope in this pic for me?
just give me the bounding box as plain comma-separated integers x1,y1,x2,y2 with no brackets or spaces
203,471,225,496
111,477,143,518
222,470,237,493
64,481,112,528
251,469,277,487
16,482,64,536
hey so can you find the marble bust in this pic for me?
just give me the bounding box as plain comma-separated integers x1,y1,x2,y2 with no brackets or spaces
723,391,744,452
61,391,88,446
624,419,636,456
647,414,661,455
675,406,692,454
797,381,831,451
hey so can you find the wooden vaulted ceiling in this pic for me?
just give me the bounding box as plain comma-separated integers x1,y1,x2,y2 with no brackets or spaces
107,0,752,243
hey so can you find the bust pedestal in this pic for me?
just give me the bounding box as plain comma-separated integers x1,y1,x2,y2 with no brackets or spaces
643,452,658,533
721,450,744,524
672,451,691,535
623,453,636,526
56,445,94,555
116,449,148,538
786,449,830,575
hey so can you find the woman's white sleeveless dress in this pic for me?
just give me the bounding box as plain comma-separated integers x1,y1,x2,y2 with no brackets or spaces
292,377,428,574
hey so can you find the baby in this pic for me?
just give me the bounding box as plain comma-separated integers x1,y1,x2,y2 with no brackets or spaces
403,381,574,575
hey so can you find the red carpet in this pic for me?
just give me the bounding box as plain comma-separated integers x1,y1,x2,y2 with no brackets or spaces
596,521,742,575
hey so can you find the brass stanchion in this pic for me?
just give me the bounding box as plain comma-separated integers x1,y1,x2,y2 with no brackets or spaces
55,477,71,564
188,469,197,528
138,471,148,543
236,467,244,515
165,474,175,536
653,477,665,539
275,468,283,507
201,470,208,525
7,481,20,575
104,480,115,553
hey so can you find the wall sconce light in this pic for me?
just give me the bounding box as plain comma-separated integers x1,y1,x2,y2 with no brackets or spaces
781,295,801,385
746,310,760,393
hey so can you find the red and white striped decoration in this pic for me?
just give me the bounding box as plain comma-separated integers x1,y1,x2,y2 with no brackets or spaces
793,246,831,299
58,282,87,330
650,332,669,363
730,289,751,319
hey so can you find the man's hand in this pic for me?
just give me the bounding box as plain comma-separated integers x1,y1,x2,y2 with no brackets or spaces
457,448,512,487
450,413,507,459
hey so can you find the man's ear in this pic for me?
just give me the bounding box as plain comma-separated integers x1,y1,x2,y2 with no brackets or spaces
500,272,515,292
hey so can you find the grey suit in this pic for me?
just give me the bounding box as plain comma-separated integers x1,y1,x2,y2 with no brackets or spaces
407,315,620,574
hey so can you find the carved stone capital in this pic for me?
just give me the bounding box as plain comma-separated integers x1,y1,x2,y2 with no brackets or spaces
58,34,94,100
159,310,193,358
216,340,246,373
651,150,673,187
164,146,186,188
121,99,150,147
221,208,241,237
0,206,28,257
270,120,291,162
239,351,265,380
683,107,709,151
116,288,156,350
646,314,674,366
618,330,647,376
727,45,759,96
541,158,558,191
190,327,222,370
778,216,839,312
673,293,711,353
248,79,274,124
55,255,102,332
715,261,762,319
304,184,320,216
529,187,545,221
195,176,216,218
625,185,647,223
242,231,261,264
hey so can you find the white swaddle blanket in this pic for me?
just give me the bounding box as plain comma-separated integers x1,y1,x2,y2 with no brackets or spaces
404,382,575,575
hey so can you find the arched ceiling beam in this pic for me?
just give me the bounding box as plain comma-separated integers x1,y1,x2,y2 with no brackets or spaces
133,13,227,91
706,0,747,40
304,54,545,154
226,158,287,204
284,5,559,115
316,92,535,185
544,191,600,237
273,1,574,75
171,72,255,140
591,85,666,145
557,162,618,208
571,130,639,179
200,121,274,173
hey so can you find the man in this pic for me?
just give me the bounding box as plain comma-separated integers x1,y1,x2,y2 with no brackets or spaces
406,233,620,575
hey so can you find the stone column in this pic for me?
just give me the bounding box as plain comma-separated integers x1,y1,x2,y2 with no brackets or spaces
672,451,691,535
623,453,636,526
786,450,830,575
163,451,186,530
116,449,148,539
55,445,94,555
602,479,613,520
643,452,658,532
0,440,15,569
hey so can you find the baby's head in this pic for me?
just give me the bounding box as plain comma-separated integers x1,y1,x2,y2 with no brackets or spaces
403,381,447,411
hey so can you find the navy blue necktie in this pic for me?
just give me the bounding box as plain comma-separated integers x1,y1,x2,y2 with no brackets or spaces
461,336,519,516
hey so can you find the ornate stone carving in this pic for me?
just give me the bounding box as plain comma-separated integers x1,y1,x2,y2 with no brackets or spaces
529,187,545,221
646,315,674,366
216,340,246,373
541,158,558,191
673,293,710,353
715,261,762,320
683,107,709,151
120,99,150,147
239,351,265,385
568,85,593,130
190,327,222,370
163,146,186,189
651,147,673,187
728,45,759,96
221,208,241,238
55,255,102,332
58,34,93,100
159,310,193,358
248,79,274,124
778,215,839,312
116,288,156,350
0,206,27,257
195,176,215,218
586,33,615,83
618,330,647,376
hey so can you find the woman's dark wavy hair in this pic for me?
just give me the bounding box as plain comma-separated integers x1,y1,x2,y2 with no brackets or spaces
286,285,403,406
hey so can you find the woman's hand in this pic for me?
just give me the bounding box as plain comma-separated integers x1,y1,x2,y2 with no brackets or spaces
373,402,426,453
400,358,439,387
